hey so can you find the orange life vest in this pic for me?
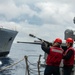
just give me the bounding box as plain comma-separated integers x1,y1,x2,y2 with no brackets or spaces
63,47,74,66
46,47,63,66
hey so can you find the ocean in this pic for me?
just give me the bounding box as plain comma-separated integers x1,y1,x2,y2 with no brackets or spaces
0,43,45,75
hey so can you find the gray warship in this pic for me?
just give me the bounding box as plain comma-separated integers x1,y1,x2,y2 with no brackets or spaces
0,28,18,57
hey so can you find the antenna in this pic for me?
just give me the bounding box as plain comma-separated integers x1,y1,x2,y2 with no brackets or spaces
73,17,75,24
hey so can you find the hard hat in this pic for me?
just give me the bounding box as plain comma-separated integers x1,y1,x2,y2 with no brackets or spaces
66,38,74,43
54,38,62,44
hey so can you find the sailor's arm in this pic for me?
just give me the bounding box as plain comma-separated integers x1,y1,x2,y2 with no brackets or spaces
63,49,74,60
41,42,50,54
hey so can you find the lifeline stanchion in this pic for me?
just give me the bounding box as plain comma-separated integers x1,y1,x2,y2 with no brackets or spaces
24,56,30,75
37,55,42,75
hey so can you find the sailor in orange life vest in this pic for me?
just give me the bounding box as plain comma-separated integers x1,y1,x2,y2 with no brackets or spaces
63,38,74,75
41,38,64,75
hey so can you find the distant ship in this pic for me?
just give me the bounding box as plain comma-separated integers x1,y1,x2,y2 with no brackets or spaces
0,28,18,57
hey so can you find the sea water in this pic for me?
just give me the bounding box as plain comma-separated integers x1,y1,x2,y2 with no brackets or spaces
0,43,45,75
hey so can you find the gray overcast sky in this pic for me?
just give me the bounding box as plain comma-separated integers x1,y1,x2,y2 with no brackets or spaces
0,0,75,42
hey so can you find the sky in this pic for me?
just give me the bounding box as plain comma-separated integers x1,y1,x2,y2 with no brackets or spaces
0,0,75,43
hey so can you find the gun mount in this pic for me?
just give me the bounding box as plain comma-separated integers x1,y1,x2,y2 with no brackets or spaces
65,29,75,41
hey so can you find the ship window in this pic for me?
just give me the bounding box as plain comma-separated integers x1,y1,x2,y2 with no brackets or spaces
8,37,12,42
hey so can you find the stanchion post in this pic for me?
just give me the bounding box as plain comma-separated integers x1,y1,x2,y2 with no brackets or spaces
37,55,42,75
24,56,30,75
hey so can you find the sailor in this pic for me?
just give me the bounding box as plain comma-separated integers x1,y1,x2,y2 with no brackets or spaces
63,38,74,75
41,38,64,75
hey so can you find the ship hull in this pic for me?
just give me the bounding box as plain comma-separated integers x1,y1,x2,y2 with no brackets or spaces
0,51,9,57
0,28,18,57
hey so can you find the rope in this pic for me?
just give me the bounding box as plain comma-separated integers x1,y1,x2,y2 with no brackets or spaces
29,71,38,75
0,58,24,72
25,55,43,75
29,68,38,72
0,55,44,75
27,60,37,66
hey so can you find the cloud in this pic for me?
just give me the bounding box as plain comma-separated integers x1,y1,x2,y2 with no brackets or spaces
0,0,74,25
36,2,75,25
0,0,75,43
0,0,38,21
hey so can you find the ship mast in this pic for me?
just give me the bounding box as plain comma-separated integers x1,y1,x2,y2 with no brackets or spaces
73,17,75,24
